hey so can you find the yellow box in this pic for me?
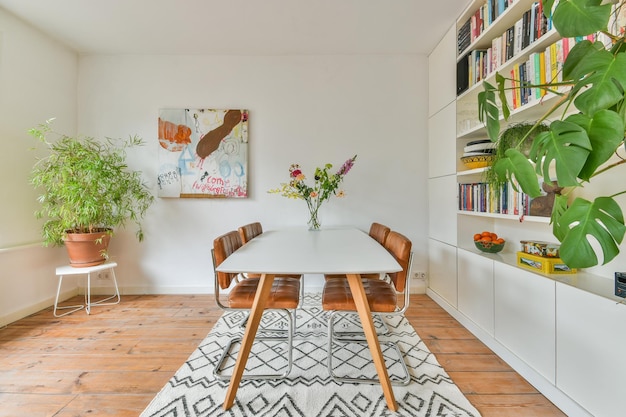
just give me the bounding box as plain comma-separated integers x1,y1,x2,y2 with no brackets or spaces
516,251,576,274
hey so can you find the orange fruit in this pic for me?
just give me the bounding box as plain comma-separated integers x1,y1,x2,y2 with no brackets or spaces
481,236,492,242
481,231,491,237
490,232,498,240
495,238,505,244
473,233,482,241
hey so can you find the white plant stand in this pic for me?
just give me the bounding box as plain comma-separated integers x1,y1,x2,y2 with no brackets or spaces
54,261,120,317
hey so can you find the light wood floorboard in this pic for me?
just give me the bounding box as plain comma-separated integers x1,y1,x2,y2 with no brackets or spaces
0,294,566,416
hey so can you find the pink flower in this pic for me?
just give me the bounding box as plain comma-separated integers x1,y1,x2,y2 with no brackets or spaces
290,169,302,178
310,191,318,198
337,155,356,176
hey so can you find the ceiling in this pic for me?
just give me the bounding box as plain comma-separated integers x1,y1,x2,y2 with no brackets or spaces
0,0,468,56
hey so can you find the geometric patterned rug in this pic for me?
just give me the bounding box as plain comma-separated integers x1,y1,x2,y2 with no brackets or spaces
140,294,481,417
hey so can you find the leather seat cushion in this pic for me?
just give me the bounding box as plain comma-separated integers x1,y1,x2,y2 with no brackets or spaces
228,276,300,309
321,278,397,312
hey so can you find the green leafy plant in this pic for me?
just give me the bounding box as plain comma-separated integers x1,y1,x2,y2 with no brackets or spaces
484,122,550,193
29,119,154,246
478,0,626,268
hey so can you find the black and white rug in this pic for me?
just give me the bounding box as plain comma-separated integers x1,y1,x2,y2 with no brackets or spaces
141,294,481,417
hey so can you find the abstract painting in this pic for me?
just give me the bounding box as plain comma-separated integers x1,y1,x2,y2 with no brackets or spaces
157,108,248,198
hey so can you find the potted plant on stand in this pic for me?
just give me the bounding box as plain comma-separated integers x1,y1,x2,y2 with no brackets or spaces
478,0,626,269
29,119,154,267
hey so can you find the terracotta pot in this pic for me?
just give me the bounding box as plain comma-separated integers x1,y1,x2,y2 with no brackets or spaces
63,229,111,267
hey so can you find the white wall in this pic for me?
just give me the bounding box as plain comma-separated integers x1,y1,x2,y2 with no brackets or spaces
0,7,78,325
76,54,429,294
0,8,78,246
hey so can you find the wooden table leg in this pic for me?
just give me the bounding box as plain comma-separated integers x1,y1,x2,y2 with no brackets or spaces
346,273,398,411
223,273,275,410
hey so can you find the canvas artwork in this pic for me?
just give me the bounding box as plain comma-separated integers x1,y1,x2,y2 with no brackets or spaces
157,108,248,198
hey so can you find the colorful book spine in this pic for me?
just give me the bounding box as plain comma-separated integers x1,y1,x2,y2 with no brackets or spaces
539,51,546,97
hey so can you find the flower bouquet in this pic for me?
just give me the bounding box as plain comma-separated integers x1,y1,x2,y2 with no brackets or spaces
269,155,357,229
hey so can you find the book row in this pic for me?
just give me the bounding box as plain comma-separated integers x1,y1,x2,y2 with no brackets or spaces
460,1,552,90
458,0,519,55
458,181,531,217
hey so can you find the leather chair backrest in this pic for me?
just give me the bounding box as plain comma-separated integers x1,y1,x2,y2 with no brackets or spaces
213,230,243,289
384,231,412,292
369,222,390,246
238,222,263,244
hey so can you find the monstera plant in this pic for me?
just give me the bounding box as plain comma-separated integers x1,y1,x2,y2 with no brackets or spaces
478,0,626,269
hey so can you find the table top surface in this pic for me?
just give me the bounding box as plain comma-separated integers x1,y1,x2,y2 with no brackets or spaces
216,227,401,275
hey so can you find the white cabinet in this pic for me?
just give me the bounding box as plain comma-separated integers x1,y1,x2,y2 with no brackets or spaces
494,262,556,384
428,175,457,245
458,249,494,335
428,25,456,117
556,282,626,417
428,102,456,179
428,238,457,307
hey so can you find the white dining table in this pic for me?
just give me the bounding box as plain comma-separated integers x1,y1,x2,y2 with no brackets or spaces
216,227,402,411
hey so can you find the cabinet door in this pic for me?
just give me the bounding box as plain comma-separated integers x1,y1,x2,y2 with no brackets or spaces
556,283,626,417
494,263,556,383
428,238,457,307
428,24,456,117
428,102,456,179
458,249,494,335
428,175,457,245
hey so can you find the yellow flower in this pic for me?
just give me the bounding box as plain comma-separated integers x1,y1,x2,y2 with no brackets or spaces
336,190,345,198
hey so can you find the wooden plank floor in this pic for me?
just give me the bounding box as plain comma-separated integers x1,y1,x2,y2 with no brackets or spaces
0,294,566,417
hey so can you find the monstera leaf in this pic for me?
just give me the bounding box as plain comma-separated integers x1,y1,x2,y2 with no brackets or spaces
545,0,612,38
493,149,542,198
551,194,570,234
563,40,605,82
478,82,501,141
568,110,625,181
570,48,626,116
556,197,626,268
529,118,592,187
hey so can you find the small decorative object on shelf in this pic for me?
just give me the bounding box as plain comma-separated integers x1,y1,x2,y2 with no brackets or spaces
520,240,560,258
461,154,494,169
473,231,505,253
517,252,576,275
269,155,357,230
461,139,496,169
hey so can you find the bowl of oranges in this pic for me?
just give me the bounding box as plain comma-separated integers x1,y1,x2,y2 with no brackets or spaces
473,231,505,253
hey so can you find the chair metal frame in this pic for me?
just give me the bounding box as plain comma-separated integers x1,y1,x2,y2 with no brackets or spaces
211,235,299,381
325,242,414,386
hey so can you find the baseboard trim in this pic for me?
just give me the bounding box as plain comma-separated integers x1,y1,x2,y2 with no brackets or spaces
0,288,78,327
426,288,592,417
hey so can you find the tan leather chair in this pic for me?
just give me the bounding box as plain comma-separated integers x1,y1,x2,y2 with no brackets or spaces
238,222,304,300
369,222,391,246
321,230,413,385
212,230,301,380
238,221,263,245
325,222,391,281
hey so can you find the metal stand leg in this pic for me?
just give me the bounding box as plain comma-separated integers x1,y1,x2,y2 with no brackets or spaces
86,268,121,314
54,275,85,317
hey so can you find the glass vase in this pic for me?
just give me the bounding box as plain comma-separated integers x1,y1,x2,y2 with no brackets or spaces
307,206,321,230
